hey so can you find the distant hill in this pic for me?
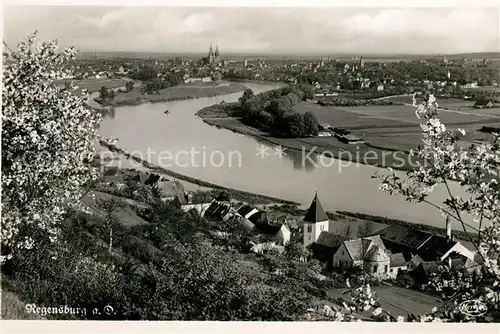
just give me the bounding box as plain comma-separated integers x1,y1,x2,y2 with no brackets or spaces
443,52,500,59
76,51,500,61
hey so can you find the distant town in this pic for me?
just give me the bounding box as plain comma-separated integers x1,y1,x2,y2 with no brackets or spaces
66,46,500,95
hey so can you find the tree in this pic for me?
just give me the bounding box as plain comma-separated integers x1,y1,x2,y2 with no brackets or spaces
302,112,319,136
372,93,500,321
239,88,254,106
99,86,110,99
2,32,102,261
97,197,126,253
282,112,305,137
125,81,134,92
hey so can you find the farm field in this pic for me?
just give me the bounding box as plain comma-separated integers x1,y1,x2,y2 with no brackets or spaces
294,102,498,129
294,102,417,129
384,96,500,117
327,286,441,318
344,105,497,124
54,78,129,92
294,101,499,152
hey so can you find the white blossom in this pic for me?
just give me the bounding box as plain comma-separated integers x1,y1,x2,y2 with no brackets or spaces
2,32,103,259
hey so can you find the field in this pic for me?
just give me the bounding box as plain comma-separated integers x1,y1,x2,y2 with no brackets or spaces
327,286,441,318
384,95,500,117
113,82,245,106
199,96,499,170
54,78,129,92
294,101,500,152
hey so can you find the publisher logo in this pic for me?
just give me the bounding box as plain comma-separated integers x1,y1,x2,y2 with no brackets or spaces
459,300,487,317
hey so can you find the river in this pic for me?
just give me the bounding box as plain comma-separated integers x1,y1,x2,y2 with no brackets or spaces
99,81,477,232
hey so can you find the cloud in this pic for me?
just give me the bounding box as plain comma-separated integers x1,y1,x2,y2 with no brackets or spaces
3,6,499,54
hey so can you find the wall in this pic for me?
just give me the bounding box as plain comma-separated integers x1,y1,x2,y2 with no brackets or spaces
365,259,391,279
303,220,329,248
440,242,475,261
332,243,353,268
387,265,407,280
276,225,291,246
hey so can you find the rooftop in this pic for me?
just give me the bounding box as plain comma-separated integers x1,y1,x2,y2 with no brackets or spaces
343,235,387,262
379,225,432,250
390,253,407,268
416,235,457,262
315,231,351,249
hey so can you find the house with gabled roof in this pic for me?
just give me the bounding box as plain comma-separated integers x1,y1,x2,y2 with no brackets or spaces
332,235,406,279
379,221,475,263
389,253,407,279
474,99,495,109
406,254,424,272
204,199,233,222
237,204,291,245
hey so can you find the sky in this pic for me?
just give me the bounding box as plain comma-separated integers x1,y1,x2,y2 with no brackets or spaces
3,6,500,55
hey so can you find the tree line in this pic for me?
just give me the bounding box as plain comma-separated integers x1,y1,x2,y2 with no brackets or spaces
129,66,185,94
234,85,319,138
317,98,403,107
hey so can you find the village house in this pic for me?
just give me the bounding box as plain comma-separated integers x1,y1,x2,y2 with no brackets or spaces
406,254,424,272
237,204,291,245
378,221,476,264
389,253,408,279
203,199,234,222
100,168,125,189
170,192,194,209
474,99,495,109
333,236,388,278
184,76,212,84
154,179,185,202
411,258,474,286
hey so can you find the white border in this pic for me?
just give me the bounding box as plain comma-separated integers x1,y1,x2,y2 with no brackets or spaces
2,321,500,333
2,0,500,7
1,0,499,333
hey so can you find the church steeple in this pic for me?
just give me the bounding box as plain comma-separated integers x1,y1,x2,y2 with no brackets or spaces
208,43,215,65
304,189,329,223
303,190,330,248
215,45,219,57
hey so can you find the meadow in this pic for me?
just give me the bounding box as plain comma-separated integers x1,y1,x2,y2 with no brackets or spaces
54,78,129,92
293,101,500,152
112,82,246,106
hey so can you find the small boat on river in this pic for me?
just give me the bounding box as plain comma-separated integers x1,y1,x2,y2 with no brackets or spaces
164,109,170,115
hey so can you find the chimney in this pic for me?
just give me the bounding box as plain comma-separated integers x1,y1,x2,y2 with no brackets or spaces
445,216,452,240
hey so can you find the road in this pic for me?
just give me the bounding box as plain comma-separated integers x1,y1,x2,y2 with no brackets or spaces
328,285,440,318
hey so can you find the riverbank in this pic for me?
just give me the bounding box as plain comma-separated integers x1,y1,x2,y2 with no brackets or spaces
98,138,477,247
227,78,284,86
197,105,416,172
98,140,298,206
101,82,246,107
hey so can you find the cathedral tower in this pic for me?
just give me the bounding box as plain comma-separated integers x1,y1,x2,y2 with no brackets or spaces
208,44,215,65
214,45,220,64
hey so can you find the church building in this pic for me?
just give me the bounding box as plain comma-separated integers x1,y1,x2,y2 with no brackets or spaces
207,44,220,66
302,191,351,267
